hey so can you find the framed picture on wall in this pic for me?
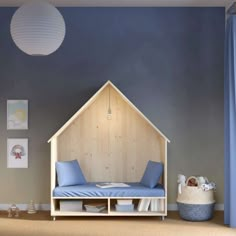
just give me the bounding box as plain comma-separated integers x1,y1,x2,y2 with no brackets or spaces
7,138,28,168
7,100,28,130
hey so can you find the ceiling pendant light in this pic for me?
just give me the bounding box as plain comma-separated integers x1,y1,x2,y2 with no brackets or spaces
10,1,66,56
107,86,112,120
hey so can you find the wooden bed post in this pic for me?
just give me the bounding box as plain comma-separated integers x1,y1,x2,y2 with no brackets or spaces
164,139,168,216
51,137,58,219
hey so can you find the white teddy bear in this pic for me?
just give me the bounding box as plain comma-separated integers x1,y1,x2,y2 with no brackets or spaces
177,174,186,194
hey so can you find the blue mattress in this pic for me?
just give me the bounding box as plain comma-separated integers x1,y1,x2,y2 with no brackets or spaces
53,182,165,197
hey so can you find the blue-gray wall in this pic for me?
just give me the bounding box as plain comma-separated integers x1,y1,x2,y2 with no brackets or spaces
0,7,224,204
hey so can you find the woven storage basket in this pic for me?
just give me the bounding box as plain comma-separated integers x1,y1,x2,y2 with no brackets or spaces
176,176,215,221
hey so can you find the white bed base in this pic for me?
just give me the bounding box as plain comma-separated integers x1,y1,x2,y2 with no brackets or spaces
51,196,167,221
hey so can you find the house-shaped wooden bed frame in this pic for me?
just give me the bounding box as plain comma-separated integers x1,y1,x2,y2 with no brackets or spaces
48,81,170,220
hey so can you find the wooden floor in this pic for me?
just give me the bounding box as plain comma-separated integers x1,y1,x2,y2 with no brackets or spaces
0,211,235,236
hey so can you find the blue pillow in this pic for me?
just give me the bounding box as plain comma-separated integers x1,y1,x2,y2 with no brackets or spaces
56,160,87,187
140,161,163,188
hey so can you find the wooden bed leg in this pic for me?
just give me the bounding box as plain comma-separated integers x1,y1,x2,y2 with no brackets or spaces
53,216,56,221
161,216,165,221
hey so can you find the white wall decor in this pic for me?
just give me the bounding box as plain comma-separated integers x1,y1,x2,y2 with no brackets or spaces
7,100,28,130
7,138,28,168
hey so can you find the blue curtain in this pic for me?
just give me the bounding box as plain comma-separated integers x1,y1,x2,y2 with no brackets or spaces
224,15,236,228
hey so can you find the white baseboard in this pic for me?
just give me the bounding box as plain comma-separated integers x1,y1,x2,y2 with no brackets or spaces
0,204,50,211
214,204,224,211
168,203,224,211
0,203,224,211
167,204,178,211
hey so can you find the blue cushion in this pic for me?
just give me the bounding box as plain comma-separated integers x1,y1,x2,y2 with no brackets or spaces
56,160,87,187
140,161,163,188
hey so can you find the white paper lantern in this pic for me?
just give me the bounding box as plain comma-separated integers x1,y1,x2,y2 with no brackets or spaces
10,1,66,56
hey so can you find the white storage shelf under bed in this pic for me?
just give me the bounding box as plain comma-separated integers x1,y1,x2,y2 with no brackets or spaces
52,197,166,220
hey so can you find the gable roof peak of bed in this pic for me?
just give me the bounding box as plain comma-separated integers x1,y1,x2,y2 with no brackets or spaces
48,80,170,143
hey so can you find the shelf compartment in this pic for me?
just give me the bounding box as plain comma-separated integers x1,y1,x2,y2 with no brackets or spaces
54,198,109,214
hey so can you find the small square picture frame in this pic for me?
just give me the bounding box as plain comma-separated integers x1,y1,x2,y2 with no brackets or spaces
7,100,28,130
7,138,28,168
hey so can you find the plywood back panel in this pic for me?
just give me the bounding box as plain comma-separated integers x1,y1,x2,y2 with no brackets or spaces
57,85,165,182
